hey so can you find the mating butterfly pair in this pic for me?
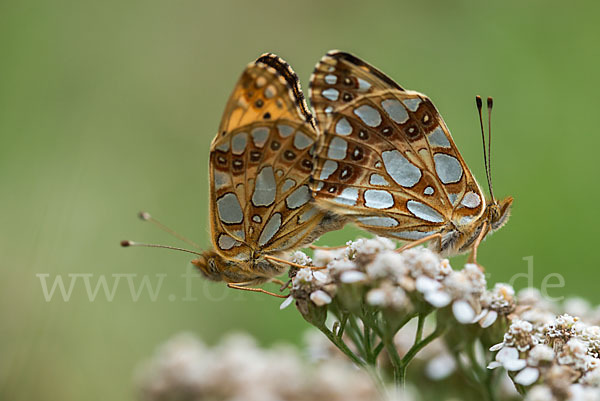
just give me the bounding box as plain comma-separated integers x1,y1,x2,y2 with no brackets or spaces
187,51,512,289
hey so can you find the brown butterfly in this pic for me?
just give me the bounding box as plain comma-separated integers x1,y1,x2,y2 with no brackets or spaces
123,54,345,296
191,53,346,292
309,51,512,263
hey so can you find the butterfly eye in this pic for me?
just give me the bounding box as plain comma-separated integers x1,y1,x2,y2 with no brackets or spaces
488,204,502,227
208,259,218,274
491,198,513,231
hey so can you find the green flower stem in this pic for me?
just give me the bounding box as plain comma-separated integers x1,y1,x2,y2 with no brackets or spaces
361,308,384,339
363,320,374,363
347,315,368,358
401,318,445,366
415,313,425,343
316,321,387,395
484,368,499,401
465,342,498,401
453,346,498,401
322,305,392,394
453,349,480,385
321,305,444,390
398,317,445,384
465,343,486,381
380,311,420,388
317,324,365,367
337,312,349,338
453,352,488,400
373,341,385,358
358,306,386,364
330,303,368,360
384,335,403,387
380,316,401,386
391,311,418,335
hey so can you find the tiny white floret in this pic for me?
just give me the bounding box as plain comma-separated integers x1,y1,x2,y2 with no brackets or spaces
280,296,294,310
340,270,368,284
452,300,476,324
310,290,332,306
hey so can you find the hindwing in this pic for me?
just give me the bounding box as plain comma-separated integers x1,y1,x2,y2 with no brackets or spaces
309,51,486,241
209,54,338,261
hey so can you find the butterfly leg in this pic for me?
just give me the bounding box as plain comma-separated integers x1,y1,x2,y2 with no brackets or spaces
269,278,286,286
396,233,443,253
264,255,326,270
268,277,294,292
227,283,289,298
277,278,292,291
467,221,488,267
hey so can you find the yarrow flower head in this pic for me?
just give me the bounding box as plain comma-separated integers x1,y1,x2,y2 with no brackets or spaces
287,238,502,327
489,295,600,399
283,237,525,393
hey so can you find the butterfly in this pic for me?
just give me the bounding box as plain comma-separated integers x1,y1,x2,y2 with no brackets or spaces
308,51,513,263
189,53,345,292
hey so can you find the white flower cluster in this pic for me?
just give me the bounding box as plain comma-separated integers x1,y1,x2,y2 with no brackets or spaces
136,332,414,401
488,290,600,400
286,237,515,327
282,238,600,400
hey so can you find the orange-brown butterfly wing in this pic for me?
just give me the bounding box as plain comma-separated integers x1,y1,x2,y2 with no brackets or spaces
310,51,486,241
209,54,340,262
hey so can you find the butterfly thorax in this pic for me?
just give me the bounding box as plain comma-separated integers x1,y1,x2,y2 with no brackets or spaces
437,196,513,256
191,249,286,285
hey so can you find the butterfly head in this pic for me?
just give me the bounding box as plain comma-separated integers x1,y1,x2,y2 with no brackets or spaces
487,196,513,232
192,250,271,284
191,250,229,282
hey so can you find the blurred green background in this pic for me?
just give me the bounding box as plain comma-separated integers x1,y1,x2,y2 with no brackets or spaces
1,0,599,399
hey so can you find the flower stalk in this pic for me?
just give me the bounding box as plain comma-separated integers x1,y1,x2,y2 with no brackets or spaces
286,238,496,390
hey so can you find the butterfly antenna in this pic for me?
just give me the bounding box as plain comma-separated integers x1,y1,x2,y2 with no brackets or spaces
120,240,203,257
487,97,496,202
476,96,493,201
138,211,201,249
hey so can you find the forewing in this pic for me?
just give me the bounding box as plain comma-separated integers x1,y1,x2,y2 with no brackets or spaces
309,51,486,241
209,55,334,260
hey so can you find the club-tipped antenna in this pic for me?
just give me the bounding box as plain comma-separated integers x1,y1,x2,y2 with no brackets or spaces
120,240,203,257
476,96,494,202
138,211,200,249
486,97,495,202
